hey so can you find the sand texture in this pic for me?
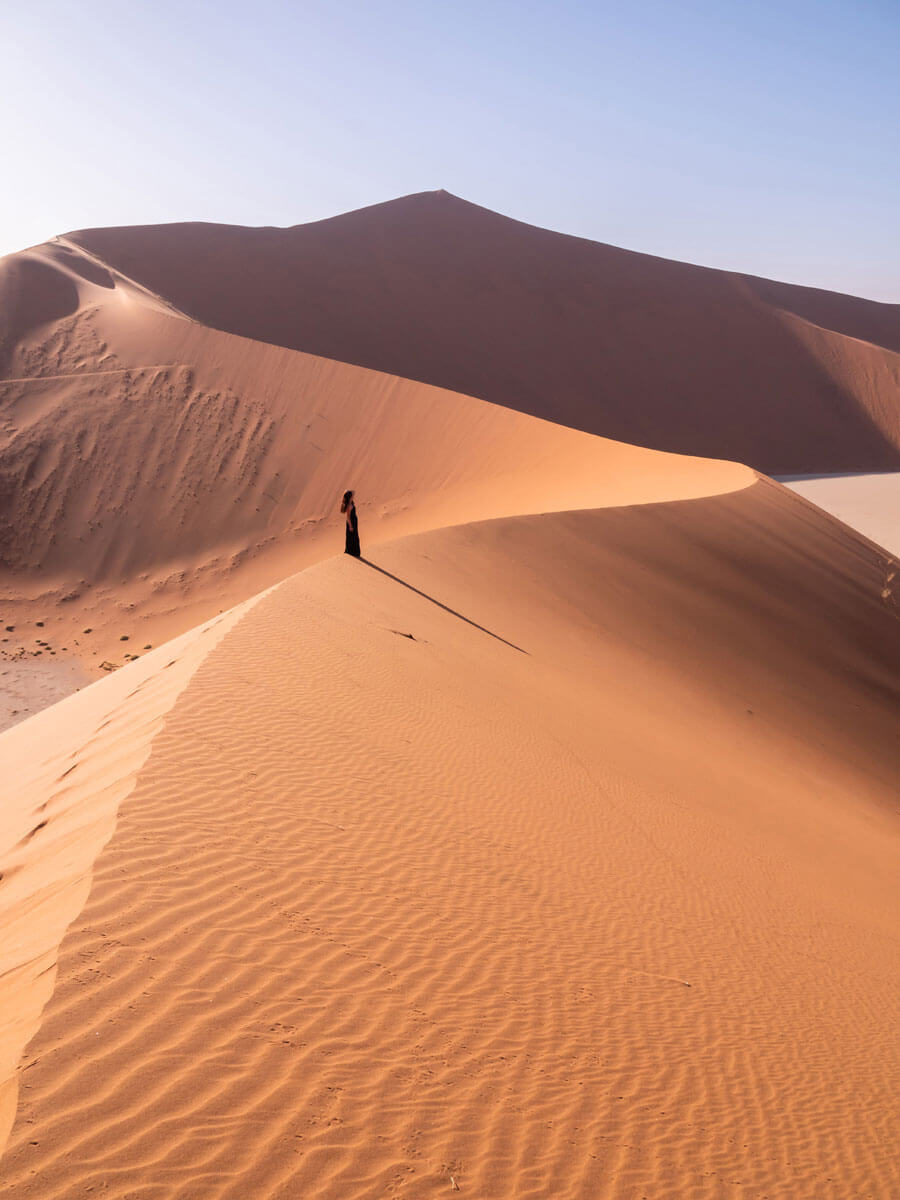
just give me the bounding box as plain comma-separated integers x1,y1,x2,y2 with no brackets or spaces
1,478,898,1198
62,190,900,475
0,232,751,717
0,595,264,1153
1,200,899,1197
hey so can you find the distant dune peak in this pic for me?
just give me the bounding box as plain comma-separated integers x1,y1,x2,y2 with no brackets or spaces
53,191,900,475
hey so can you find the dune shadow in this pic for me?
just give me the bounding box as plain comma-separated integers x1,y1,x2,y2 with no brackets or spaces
358,558,528,654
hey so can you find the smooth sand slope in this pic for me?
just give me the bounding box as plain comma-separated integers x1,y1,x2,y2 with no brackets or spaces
0,595,266,1151
64,190,900,474
0,235,750,723
1,477,898,1199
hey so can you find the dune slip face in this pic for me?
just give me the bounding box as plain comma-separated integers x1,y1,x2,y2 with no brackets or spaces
0,483,897,1199
66,190,900,474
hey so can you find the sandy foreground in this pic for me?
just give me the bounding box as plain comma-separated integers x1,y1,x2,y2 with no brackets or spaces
1,478,898,1198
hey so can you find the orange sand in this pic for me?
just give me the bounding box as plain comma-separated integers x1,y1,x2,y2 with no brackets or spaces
64,190,900,474
0,235,751,719
782,471,900,558
1,202,899,1198
0,597,265,1150
2,479,899,1196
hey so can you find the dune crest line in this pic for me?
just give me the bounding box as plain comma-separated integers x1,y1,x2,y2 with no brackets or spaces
0,490,897,1197
0,593,265,1152
0,223,754,714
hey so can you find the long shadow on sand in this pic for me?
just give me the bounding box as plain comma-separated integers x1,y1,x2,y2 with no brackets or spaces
358,558,528,654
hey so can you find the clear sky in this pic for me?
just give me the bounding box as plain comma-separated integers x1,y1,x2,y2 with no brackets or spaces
2,0,897,300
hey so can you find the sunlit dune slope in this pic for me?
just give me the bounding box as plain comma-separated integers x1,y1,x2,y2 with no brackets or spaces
64,189,900,474
0,596,264,1151
1,478,897,1199
0,236,751,678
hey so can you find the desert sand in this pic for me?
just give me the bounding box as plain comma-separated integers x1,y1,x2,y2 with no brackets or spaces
64,190,900,474
781,471,900,558
0,656,90,731
0,230,749,728
1,197,899,1197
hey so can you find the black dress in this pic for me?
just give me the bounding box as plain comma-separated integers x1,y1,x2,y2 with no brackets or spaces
345,504,360,557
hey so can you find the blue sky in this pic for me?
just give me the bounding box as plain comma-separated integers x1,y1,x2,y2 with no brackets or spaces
2,0,897,299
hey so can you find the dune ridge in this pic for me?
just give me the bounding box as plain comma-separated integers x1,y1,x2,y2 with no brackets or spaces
0,593,264,1152
1,193,898,1198
0,480,897,1197
62,190,900,474
3,196,898,726
0,233,753,710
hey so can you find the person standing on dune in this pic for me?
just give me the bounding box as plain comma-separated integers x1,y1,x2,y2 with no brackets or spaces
341,490,360,558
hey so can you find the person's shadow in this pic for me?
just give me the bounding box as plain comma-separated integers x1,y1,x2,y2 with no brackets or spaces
358,558,528,654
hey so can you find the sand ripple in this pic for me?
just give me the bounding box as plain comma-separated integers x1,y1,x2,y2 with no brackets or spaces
1,501,897,1197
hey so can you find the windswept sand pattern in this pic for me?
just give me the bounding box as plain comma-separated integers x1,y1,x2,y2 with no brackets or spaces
67,190,900,473
6,306,121,382
0,596,262,1153
2,499,898,1198
2,190,899,1200
0,364,278,576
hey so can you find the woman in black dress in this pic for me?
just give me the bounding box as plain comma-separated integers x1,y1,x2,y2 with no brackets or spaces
341,490,360,557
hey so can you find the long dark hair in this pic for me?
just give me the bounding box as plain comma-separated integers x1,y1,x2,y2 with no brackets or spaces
340,489,354,513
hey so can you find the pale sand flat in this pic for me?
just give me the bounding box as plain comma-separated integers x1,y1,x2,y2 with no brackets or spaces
0,657,91,733
1,481,897,1198
781,471,900,558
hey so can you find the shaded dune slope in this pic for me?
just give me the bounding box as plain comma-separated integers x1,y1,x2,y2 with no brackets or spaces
1,480,898,1198
0,236,751,674
65,190,900,474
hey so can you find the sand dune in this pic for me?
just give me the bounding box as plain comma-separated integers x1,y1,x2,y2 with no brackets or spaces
63,190,900,474
1,478,897,1198
0,234,752,718
3,198,898,717
1,198,898,1197
0,595,263,1153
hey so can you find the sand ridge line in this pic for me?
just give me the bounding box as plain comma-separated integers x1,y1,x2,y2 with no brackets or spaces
64,190,900,474
53,235,192,322
0,273,754,702
0,590,268,1156
1,492,897,1197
